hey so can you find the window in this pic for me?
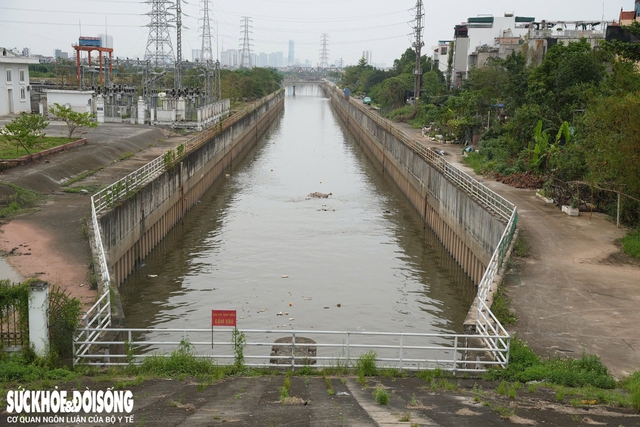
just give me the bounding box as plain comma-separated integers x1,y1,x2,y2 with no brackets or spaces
19,69,25,83
6,69,11,83
20,87,26,101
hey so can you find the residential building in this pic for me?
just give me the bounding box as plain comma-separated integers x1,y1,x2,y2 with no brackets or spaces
525,21,608,67
98,34,114,49
54,49,69,60
432,40,452,74
0,47,39,115
450,12,533,88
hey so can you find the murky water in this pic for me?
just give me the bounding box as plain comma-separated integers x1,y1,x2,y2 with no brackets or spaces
120,85,476,336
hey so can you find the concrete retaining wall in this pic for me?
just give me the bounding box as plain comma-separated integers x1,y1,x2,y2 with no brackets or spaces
99,91,284,285
323,85,505,284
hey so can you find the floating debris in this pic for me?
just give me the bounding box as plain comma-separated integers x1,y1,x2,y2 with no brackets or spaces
281,275,289,278
147,274,158,278
277,312,284,316
289,318,294,321
336,303,341,308
309,192,332,199
323,306,330,309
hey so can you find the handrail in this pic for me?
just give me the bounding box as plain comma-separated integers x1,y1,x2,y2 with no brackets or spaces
74,327,508,372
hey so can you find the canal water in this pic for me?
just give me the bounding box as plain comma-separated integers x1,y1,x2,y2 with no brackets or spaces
120,85,476,337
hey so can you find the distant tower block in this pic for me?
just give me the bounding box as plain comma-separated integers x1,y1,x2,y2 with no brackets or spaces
144,0,175,67
636,0,640,17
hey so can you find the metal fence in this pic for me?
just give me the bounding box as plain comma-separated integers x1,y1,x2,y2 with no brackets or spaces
0,305,27,348
73,328,506,374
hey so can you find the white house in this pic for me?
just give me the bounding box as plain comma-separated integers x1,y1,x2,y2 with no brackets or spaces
0,48,39,116
44,90,94,115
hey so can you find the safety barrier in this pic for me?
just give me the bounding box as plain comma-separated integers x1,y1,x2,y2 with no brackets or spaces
74,328,507,373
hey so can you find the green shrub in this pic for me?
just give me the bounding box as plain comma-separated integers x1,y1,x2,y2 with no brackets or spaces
356,351,377,377
621,229,640,259
373,385,389,405
486,338,616,389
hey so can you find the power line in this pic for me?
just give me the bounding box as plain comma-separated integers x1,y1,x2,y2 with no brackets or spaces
0,7,142,15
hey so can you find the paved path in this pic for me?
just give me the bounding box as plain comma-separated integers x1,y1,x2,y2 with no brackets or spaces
394,121,640,379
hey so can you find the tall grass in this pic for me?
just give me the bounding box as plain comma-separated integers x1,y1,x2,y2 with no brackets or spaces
486,338,616,389
621,228,640,259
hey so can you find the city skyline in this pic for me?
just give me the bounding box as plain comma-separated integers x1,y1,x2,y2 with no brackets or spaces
0,0,630,68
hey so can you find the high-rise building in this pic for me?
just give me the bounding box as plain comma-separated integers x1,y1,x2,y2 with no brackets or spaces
221,49,238,68
259,53,268,67
53,49,69,60
288,40,295,66
192,49,202,62
98,34,114,49
362,50,372,65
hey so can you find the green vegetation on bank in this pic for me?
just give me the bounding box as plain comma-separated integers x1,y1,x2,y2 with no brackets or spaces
0,136,76,159
0,183,44,219
621,228,640,259
339,27,640,234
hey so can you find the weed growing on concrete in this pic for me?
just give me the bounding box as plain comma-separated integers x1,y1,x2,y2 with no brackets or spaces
232,329,246,372
373,384,389,405
556,387,565,402
399,412,411,422
119,152,134,161
491,286,517,326
497,381,508,395
621,371,640,411
513,234,531,258
409,394,418,407
356,351,377,377
327,388,335,396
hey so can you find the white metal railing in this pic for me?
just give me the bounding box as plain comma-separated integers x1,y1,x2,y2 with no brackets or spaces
330,85,517,364
73,328,508,373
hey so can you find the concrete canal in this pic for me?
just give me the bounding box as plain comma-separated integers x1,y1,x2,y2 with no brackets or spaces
119,85,476,336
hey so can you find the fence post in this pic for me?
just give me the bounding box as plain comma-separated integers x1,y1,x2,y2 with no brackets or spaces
291,332,296,371
452,336,458,376
28,281,49,356
399,334,404,371
346,332,350,364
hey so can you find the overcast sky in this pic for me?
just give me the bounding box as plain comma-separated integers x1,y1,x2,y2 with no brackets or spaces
0,0,632,67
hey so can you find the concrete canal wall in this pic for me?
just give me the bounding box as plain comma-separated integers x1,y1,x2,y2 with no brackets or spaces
99,91,284,285
323,84,505,285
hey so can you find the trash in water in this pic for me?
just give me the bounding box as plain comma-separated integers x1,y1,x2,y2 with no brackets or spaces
281,275,289,278
323,306,330,309
147,274,158,278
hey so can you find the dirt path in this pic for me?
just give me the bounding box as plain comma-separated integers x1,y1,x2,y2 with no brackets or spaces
395,121,640,379
0,121,189,308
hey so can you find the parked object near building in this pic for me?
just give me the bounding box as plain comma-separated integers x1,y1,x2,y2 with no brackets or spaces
0,48,39,115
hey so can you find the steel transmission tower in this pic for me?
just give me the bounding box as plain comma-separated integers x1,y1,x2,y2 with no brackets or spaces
412,0,425,108
319,33,329,69
200,0,214,62
168,0,184,89
144,0,175,67
239,17,253,69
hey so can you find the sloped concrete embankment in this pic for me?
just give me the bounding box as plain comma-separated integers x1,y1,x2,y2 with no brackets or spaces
97,91,284,288
322,85,505,286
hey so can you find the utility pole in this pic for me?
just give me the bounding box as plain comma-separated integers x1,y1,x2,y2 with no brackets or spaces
412,0,424,110
239,17,253,69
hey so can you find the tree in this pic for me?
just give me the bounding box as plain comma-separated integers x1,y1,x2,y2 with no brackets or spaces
48,103,98,138
578,92,640,199
0,113,49,155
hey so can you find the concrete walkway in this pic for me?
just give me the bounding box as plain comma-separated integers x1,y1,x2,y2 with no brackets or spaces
394,121,640,379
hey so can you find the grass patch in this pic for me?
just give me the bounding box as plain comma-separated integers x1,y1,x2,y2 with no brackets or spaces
62,167,103,186
491,286,517,326
0,183,44,219
621,228,640,259
0,137,75,159
119,152,134,161
486,337,616,389
512,234,531,258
